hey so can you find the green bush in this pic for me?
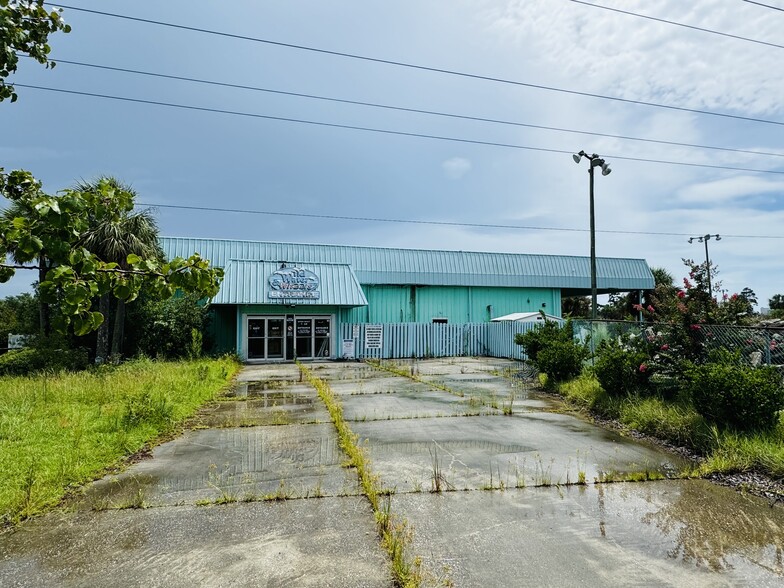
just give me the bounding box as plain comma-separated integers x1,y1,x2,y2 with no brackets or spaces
535,340,588,384
514,317,588,385
593,338,650,397
684,360,784,432
0,346,89,376
126,294,210,359
515,319,571,361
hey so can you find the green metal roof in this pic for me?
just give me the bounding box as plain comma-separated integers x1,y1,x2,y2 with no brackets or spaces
216,260,367,306
162,237,654,292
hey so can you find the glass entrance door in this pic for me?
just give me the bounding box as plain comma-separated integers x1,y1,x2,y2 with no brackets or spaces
247,315,331,360
247,317,286,360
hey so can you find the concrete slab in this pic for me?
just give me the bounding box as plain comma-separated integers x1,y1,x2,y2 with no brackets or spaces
196,390,331,427
352,414,687,492
80,424,360,508
340,388,496,421
307,363,386,382
236,363,302,382
328,375,424,397
393,481,784,587
0,498,392,588
386,357,520,377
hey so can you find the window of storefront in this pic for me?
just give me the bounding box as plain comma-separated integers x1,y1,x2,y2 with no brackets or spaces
246,315,331,360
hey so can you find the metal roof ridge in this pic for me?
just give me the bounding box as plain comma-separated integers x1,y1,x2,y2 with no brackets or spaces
161,236,649,263
227,258,354,267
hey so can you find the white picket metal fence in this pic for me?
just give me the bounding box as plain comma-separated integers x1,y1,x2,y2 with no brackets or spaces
339,322,540,360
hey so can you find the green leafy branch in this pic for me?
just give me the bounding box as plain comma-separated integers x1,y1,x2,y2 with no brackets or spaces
1,168,223,336
0,0,72,102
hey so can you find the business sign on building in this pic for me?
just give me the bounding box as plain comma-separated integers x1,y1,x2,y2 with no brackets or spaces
268,266,320,299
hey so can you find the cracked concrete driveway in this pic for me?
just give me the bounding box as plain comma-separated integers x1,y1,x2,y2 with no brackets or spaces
1,358,783,587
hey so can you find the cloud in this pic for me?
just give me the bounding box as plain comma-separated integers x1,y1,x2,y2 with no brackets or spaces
442,157,472,180
481,0,784,116
678,176,784,205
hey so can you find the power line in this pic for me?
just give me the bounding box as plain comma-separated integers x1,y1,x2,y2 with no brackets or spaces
139,202,784,240
49,3,784,129
571,0,784,50
16,83,784,176
741,0,784,12
41,56,784,160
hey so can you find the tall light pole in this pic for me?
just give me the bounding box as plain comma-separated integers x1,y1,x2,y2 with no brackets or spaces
573,151,612,319
688,234,721,298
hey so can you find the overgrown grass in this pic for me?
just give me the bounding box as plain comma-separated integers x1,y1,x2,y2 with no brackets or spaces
701,424,784,479
0,356,239,526
298,362,422,588
556,372,784,479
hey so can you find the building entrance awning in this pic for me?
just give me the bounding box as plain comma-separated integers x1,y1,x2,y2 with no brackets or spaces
213,260,368,306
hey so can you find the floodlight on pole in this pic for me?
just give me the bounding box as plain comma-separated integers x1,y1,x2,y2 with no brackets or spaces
688,233,721,298
573,151,612,319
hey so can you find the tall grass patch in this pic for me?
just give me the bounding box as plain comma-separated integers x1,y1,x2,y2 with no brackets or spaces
701,418,784,478
558,373,609,412
0,357,238,525
618,396,709,449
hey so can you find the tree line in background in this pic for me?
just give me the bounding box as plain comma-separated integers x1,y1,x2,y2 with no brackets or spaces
562,260,782,324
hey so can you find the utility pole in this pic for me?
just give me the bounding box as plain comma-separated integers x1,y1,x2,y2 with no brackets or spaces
688,234,721,298
573,151,612,319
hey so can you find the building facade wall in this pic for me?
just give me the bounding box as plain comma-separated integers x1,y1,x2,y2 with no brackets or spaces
340,285,560,325
221,285,562,360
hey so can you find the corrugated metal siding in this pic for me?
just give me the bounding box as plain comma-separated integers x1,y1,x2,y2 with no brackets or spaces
214,260,367,306
161,237,654,290
365,286,414,323
468,287,556,321
415,287,470,323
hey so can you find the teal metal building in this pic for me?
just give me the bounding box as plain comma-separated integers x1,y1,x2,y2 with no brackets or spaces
161,237,654,361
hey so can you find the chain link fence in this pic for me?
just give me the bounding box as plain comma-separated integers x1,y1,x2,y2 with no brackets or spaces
572,320,784,367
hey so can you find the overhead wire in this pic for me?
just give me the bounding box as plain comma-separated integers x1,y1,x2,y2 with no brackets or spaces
26,4,782,244
740,0,784,13
570,0,784,50
47,3,784,128
15,83,784,176
139,202,784,240
36,56,784,160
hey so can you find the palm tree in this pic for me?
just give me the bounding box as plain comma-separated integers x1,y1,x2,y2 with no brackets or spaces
76,177,162,361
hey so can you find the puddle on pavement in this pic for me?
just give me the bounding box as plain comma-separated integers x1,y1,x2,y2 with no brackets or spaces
392,481,784,586
227,381,308,397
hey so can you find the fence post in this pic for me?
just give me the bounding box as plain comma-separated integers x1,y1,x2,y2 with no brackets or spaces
765,329,772,365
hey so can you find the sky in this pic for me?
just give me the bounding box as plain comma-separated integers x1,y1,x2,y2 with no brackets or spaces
2,0,783,311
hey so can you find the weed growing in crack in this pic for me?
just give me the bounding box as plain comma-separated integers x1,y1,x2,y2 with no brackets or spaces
116,487,147,510
207,463,239,504
513,458,527,488
503,392,514,416
429,446,455,493
263,480,293,501
299,362,422,588
534,455,554,487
